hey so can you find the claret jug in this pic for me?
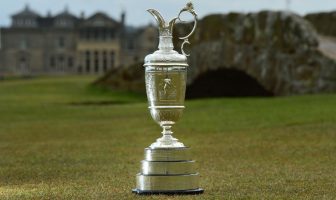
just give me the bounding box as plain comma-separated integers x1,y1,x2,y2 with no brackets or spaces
133,2,204,195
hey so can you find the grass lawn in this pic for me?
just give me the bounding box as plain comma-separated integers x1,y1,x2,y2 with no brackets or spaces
0,76,335,199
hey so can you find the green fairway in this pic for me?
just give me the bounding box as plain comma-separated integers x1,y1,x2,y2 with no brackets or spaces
0,76,335,199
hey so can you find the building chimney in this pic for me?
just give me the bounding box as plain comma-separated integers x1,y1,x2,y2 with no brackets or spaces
80,11,85,20
121,10,126,26
24,4,30,11
47,10,52,18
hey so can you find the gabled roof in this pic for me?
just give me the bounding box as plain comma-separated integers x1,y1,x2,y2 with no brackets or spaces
12,5,40,18
55,7,77,20
79,12,120,27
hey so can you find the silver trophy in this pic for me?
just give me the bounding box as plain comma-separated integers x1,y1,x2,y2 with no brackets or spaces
133,2,203,195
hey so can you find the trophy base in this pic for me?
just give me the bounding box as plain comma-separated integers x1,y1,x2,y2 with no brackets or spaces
132,188,204,195
134,147,203,195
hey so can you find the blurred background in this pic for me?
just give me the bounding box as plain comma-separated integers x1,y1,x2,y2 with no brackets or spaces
0,0,336,96
0,0,335,199
0,0,335,95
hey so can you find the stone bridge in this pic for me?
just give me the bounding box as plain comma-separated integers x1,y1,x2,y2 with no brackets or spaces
95,11,336,97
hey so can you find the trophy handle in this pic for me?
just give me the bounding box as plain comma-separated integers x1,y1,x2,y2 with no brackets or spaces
177,2,198,56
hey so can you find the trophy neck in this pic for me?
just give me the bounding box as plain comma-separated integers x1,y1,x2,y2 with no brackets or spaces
147,8,177,52
158,36,174,51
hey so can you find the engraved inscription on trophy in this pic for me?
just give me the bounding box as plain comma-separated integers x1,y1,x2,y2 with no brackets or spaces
159,78,177,101
146,70,186,105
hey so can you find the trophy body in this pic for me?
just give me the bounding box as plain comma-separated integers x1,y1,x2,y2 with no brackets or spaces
133,3,203,195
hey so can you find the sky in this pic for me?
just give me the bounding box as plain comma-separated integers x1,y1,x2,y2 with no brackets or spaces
0,0,336,27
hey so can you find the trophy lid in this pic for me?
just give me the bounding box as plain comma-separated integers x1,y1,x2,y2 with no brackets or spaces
144,49,188,67
144,2,197,67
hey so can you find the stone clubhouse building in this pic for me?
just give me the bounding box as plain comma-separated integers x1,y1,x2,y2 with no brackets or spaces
0,5,157,76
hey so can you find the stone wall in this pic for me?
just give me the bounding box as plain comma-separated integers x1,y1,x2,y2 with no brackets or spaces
95,11,336,96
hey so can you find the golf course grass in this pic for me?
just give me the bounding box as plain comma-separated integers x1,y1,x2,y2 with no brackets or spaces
0,76,335,199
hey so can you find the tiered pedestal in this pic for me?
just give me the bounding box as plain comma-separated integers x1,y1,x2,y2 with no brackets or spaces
133,147,204,195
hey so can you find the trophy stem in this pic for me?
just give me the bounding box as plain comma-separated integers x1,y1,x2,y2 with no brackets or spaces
162,125,173,136
160,125,177,146
149,125,185,148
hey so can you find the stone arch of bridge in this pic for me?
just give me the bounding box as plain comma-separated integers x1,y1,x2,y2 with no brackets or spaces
186,68,273,99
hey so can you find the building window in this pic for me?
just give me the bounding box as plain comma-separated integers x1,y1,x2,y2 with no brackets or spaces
94,30,99,40
110,51,115,68
85,51,91,73
58,37,65,48
68,57,73,68
85,30,90,40
57,19,69,27
58,56,65,71
78,65,83,73
128,40,134,50
110,31,115,39
50,57,55,68
103,51,107,72
20,39,28,50
19,57,27,71
102,29,107,41
79,30,85,39
16,19,22,26
93,19,105,26
94,51,99,73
